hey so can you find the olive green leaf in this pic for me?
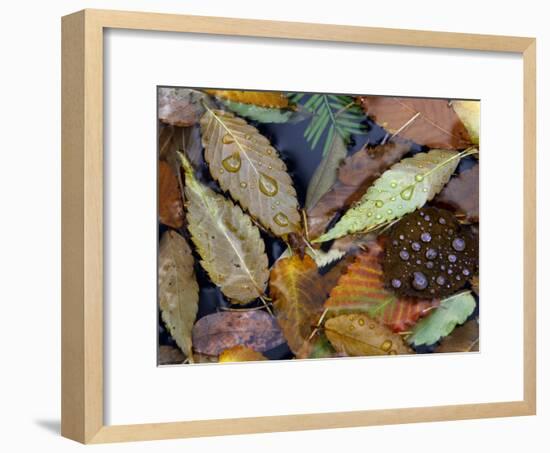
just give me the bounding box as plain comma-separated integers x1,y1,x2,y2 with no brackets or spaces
158,230,199,362
314,149,473,243
200,106,301,237
407,291,476,347
179,152,269,304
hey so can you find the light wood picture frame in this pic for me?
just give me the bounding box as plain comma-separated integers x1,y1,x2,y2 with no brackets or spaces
61,9,536,444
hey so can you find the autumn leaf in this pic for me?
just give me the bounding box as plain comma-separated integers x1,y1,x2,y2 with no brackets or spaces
158,161,184,228
307,142,410,239
158,124,175,160
360,96,473,149
296,333,339,359
200,106,301,237
434,164,479,223
218,345,267,362
179,152,269,304
305,133,348,210
192,311,285,356
435,319,479,353
325,243,438,332
451,100,480,145
269,255,326,355
158,345,186,365
205,89,289,108
158,88,208,127
407,291,476,347
219,99,294,124
325,313,412,356
158,230,199,361
315,149,469,243
471,275,479,296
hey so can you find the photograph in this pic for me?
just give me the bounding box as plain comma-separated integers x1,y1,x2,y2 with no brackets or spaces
157,88,480,365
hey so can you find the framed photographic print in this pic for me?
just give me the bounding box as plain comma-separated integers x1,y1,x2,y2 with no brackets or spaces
61,9,536,444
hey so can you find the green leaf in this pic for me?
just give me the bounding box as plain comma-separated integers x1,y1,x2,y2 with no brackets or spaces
290,93,367,155
314,149,471,243
305,133,348,209
220,99,294,123
407,292,476,347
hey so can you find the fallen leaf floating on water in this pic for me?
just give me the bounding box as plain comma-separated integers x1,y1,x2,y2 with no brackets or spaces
179,152,269,304
158,345,186,365
325,242,438,332
305,134,348,210
451,100,480,146
158,88,208,127
360,96,473,149
296,332,340,359
192,311,285,356
218,345,268,363
314,149,468,243
325,313,412,356
219,99,294,124
290,93,367,157
434,164,479,223
407,291,476,347
307,142,410,239
269,255,326,355
205,90,290,108
383,207,478,298
200,106,301,237
435,319,479,353
158,161,184,229
158,230,199,361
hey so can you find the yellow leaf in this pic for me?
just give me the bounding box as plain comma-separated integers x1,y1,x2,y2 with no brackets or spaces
218,345,267,362
179,153,269,304
325,313,411,356
452,100,480,145
205,90,289,108
200,106,301,237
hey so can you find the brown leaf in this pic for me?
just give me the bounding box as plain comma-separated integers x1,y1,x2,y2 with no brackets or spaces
192,311,285,356
307,142,410,239
325,313,412,356
218,345,267,362
158,88,207,127
205,90,289,108
158,124,175,160
434,164,479,223
158,161,184,228
269,255,326,355
471,275,479,296
435,320,479,353
360,96,473,149
158,231,199,360
158,345,186,365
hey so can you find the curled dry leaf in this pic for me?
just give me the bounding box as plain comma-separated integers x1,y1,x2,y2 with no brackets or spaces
192,311,285,356
158,88,208,127
435,319,479,353
325,242,438,332
269,255,326,355
158,345,186,365
451,100,480,145
360,96,473,149
218,345,267,362
307,142,410,239
315,149,465,243
205,89,289,108
158,230,199,361
180,153,269,304
158,161,184,228
200,106,301,237
434,164,479,223
325,313,412,356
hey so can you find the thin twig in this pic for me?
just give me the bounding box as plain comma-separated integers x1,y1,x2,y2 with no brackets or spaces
308,307,329,341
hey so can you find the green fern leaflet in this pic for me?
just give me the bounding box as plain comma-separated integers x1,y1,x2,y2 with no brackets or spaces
289,93,367,156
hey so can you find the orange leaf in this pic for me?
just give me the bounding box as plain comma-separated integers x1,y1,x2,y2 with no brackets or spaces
269,255,326,354
205,90,289,108
218,345,267,362
158,161,184,228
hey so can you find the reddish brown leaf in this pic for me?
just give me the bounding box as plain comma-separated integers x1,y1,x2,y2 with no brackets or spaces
158,124,175,160
434,164,479,223
269,255,326,354
158,88,206,127
158,345,185,365
307,142,410,239
325,242,438,332
360,96,473,149
158,161,184,228
192,311,285,356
